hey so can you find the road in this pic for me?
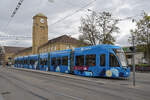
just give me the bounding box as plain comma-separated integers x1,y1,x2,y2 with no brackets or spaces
0,67,150,100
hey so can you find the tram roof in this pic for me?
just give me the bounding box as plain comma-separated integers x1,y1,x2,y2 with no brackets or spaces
51,49,72,55
17,56,24,59
29,54,39,57
74,44,121,51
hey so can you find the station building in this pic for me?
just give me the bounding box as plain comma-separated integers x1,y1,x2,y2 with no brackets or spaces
13,13,87,59
0,46,24,65
123,47,147,65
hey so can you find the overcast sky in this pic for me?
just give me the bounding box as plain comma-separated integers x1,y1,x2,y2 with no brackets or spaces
0,0,150,47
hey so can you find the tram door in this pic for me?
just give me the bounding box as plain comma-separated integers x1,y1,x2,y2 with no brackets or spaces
51,57,56,71
99,54,106,76
70,51,74,74
48,54,50,71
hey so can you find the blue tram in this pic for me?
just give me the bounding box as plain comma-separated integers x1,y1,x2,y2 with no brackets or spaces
17,56,23,68
39,53,49,71
28,54,39,69
14,58,18,67
14,45,130,78
73,45,130,77
23,56,29,69
50,49,71,73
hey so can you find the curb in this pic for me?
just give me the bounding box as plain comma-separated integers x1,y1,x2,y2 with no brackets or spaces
9,67,105,84
7,67,136,89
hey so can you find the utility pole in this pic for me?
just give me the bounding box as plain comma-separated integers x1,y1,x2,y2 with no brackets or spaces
132,34,136,87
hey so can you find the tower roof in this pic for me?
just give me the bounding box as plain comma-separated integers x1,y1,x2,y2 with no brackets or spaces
33,13,47,18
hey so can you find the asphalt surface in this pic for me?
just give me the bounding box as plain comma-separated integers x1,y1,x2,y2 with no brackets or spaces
0,67,150,100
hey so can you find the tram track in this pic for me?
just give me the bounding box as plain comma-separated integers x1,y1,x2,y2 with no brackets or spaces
0,68,122,100
0,69,84,100
0,67,150,100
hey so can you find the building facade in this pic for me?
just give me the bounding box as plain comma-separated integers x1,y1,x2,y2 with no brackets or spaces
0,46,25,65
32,13,48,54
13,13,88,59
123,47,147,65
38,35,87,53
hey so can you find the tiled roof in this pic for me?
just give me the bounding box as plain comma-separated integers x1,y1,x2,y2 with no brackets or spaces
13,35,89,55
39,35,88,48
15,47,32,55
4,46,25,54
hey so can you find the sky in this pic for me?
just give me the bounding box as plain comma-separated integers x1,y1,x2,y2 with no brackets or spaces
0,0,150,47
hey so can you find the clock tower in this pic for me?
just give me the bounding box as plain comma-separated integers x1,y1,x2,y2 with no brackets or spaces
32,13,48,54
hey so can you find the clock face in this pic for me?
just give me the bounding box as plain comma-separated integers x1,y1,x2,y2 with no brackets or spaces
40,18,45,23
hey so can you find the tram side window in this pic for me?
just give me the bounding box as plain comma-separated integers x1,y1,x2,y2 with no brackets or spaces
30,60,35,65
44,59,47,65
51,57,56,66
33,60,35,65
21,60,23,64
30,60,32,65
62,56,68,66
100,54,105,66
24,60,26,64
57,58,61,65
20,60,22,64
29,60,32,65
40,59,44,65
86,54,96,66
75,55,84,66
109,53,119,67
25,60,28,64
27,60,29,64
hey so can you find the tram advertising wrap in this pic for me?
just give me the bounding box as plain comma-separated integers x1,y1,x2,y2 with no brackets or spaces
14,45,130,78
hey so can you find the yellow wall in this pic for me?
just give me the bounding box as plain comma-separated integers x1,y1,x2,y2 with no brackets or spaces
38,42,78,53
11,13,87,62
13,49,32,58
32,14,48,54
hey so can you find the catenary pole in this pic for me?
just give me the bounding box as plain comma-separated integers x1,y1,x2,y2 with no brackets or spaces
132,34,135,86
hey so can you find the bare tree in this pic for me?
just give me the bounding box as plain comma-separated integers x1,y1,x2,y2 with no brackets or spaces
79,11,119,45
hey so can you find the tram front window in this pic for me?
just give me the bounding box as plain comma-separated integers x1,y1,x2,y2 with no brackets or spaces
114,48,128,67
